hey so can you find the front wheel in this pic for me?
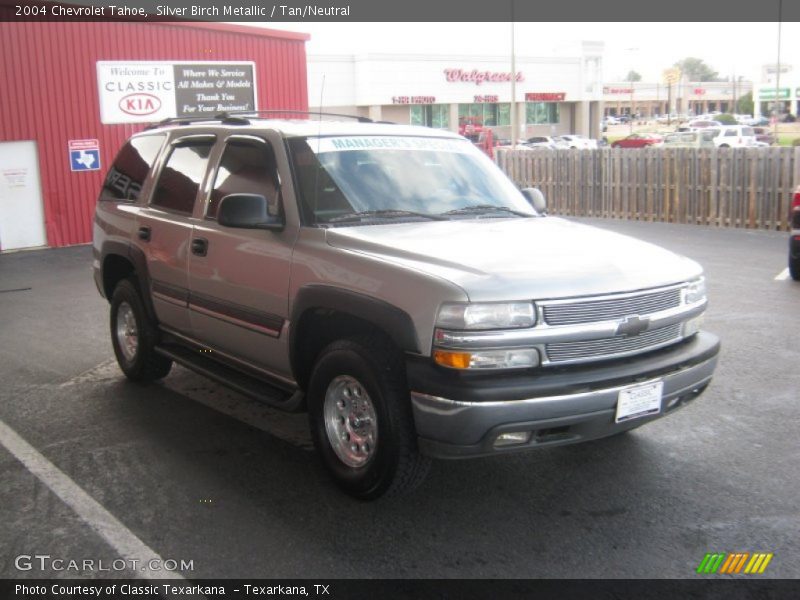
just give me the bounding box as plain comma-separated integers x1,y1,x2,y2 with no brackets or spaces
307,336,430,500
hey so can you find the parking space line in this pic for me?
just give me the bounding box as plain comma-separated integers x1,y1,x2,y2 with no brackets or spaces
0,418,184,580
774,268,790,281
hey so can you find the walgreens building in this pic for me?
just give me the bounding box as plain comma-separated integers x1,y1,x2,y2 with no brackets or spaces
306,42,605,142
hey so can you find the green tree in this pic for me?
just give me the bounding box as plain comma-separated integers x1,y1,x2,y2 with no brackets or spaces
736,91,754,115
624,70,642,82
673,57,721,82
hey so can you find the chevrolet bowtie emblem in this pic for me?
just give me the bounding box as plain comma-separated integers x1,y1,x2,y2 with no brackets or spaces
616,315,650,337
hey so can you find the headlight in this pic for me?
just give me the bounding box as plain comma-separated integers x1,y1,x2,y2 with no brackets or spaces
436,302,535,330
684,277,706,304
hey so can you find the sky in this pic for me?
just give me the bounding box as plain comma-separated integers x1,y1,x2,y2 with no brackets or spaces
251,21,800,84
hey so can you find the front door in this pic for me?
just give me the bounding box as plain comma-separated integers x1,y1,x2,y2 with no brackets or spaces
187,133,295,381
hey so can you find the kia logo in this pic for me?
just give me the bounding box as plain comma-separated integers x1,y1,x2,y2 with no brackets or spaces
119,93,161,116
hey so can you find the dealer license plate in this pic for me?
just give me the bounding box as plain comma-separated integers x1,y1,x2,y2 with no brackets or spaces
615,380,664,423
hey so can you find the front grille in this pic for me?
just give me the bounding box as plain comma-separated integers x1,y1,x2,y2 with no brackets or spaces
542,287,682,326
545,324,682,364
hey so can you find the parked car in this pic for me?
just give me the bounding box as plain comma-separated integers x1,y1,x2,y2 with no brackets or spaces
745,115,770,126
753,127,777,146
706,125,757,148
525,136,566,149
656,114,683,124
790,185,800,280
604,116,621,125
557,134,598,149
611,133,664,148
683,119,723,131
661,130,716,149
92,113,719,499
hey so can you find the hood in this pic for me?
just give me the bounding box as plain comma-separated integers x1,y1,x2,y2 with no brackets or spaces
325,217,703,302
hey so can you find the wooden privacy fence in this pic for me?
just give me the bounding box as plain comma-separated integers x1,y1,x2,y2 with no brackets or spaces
495,147,800,231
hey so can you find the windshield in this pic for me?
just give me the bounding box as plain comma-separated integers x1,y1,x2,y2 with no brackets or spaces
288,135,536,226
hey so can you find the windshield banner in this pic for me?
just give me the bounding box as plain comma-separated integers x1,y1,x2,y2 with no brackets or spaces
311,136,471,154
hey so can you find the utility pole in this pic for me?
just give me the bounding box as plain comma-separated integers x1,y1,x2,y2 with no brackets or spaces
774,0,782,138
510,1,517,149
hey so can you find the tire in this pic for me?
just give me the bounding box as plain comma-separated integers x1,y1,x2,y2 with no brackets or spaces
790,254,800,281
110,277,172,382
307,335,430,500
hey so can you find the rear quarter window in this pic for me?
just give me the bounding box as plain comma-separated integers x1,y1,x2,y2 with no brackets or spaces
99,135,165,202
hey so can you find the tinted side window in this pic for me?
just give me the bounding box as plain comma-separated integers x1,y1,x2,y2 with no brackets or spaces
100,135,165,201
208,140,279,219
151,141,213,214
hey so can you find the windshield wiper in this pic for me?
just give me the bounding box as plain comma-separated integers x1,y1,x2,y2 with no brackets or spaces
328,209,447,223
441,204,534,218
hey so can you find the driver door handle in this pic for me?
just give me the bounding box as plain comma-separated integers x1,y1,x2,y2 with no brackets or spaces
191,237,208,257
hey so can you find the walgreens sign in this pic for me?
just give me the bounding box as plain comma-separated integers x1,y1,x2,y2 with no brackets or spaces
444,69,524,86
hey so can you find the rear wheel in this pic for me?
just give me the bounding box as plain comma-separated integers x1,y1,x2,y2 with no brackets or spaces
110,278,172,382
790,254,800,281
307,335,430,499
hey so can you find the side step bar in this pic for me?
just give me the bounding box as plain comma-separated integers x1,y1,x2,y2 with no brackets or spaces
155,344,305,412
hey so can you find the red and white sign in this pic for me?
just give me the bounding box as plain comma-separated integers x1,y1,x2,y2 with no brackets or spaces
693,88,706,95
473,95,499,103
444,69,524,86
525,92,566,102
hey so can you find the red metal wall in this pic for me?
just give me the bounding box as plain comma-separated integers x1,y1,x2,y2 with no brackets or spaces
0,21,309,247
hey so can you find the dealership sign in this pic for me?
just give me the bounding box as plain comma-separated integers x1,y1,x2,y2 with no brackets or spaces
96,61,257,124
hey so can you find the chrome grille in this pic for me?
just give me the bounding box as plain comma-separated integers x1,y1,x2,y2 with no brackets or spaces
546,324,682,364
542,287,682,326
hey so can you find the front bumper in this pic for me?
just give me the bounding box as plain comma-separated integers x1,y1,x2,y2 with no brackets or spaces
409,331,720,458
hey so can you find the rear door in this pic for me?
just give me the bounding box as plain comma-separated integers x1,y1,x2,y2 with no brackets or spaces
135,134,215,334
187,132,296,381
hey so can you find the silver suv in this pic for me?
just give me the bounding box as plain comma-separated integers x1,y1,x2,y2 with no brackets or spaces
93,113,720,499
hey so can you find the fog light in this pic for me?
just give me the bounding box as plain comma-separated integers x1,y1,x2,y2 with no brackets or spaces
682,315,704,337
494,431,532,447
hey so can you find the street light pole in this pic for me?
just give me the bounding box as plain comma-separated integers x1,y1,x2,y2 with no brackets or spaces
774,0,782,137
625,47,639,134
510,2,517,149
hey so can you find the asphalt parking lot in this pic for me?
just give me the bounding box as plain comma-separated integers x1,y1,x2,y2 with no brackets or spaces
0,217,798,580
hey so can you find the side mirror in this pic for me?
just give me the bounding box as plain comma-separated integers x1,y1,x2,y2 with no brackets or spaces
217,194,284,231
521,187,547,215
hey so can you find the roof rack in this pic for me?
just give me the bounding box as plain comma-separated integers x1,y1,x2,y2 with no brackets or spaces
145,113,249,130
144,110,377,130
225,110,374,123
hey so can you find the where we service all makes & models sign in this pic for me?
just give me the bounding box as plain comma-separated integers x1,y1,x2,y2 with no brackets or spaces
96,61,257,124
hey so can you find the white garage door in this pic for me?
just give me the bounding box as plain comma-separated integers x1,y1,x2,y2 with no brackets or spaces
0,141,47,251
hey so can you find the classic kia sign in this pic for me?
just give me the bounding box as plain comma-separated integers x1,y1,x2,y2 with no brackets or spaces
96,61,257,124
